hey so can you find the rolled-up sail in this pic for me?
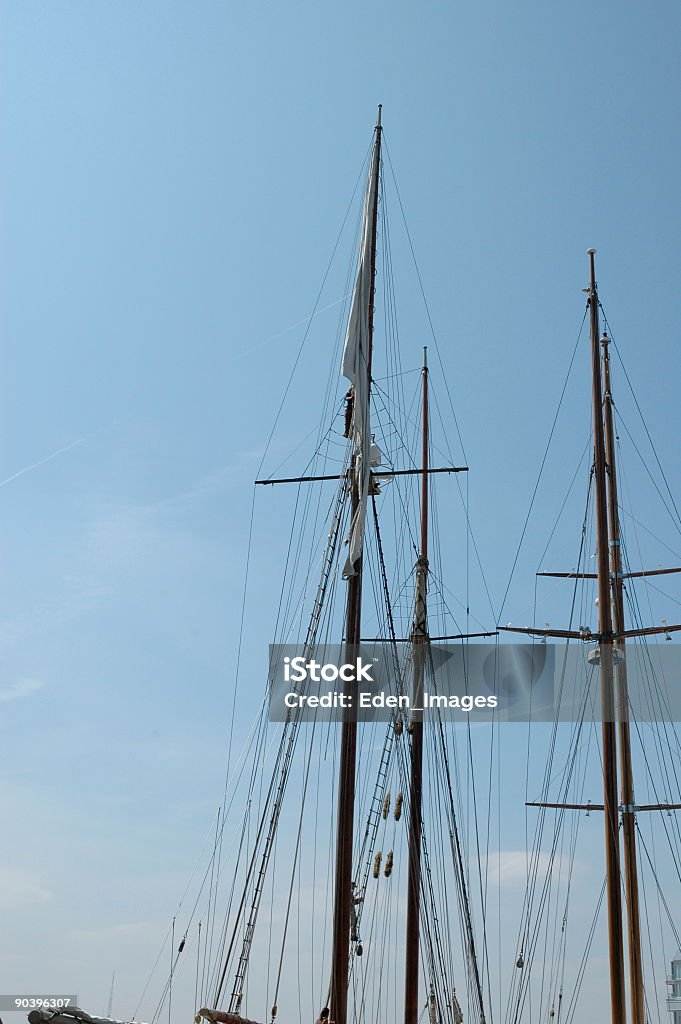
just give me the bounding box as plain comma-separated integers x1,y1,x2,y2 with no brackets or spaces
198,1009,264,1024
27,1011,147,1024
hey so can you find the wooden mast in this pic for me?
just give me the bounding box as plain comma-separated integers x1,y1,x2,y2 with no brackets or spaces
328,105,382,1024
587,249,627,1024
601,326,645,1024
404,347,430,1024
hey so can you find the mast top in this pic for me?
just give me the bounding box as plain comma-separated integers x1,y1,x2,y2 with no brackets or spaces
423,345,428,369
587,247,596,255
376,104,382,129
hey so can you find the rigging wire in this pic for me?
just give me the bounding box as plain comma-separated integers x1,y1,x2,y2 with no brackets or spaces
498,308,587,624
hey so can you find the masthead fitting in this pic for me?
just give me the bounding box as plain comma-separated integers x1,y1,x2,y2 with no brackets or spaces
423,345,428,369
587,248,596,255
376,104,382,128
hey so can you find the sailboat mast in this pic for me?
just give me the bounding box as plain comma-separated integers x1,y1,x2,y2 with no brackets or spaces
602,329,645,1024
404,347,430,1024
328,105,382,1024
587,249,627,1024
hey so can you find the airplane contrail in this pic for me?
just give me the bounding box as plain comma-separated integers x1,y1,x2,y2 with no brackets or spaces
235,293,351,360
0,436,87,489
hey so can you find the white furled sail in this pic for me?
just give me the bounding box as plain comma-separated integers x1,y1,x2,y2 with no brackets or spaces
341,137,380,579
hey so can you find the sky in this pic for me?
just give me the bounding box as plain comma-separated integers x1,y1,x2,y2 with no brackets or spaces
2,1,681,1022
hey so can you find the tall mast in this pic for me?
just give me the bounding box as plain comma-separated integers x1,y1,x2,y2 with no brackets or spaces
602,327,645,1024
587,249,627,1024
404,347,430,1024
328,104,382,1024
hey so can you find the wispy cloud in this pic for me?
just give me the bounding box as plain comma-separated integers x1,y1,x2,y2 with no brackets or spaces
0,678,44,702
70,921,159,943
0,865,53,908
478,849,583,889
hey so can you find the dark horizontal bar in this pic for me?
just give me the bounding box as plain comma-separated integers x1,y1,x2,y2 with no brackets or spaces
622,567,681,579
257,471,344,485
618,623,681,639
255,466,468,486
497,626,588,640
635,803,681,812
527,801,604,811
537,567,681,581
528,801,681,813
499,624,681,641
359,631,498,643
537,571,597,579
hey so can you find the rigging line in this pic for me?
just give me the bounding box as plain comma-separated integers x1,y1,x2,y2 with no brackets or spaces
254,143,371,481
635,822,681,951
271,709,319,1011
509,488,592,1010
629,577,681,609
372,377,451,469
618,537,681,778
427,570,490,634
562,877,607,1024
613,406,681,541
618,552,681,837
647,802,674,997
603,309,681,534
430,694,489,1021
215,483,347,1007
234,292,353,360
206,808,253,1003
205,808,224,1004
198,790,259,997
525,469,593,884
627,702,681,882
509,660,595,1023
263,398,346,482
277,454,349,644
535,437,593,571
131,801,228,1018
638,841,663,1024
498,308,588,623
194,922,201,1016
462,709,493,1020
373,367,422,382
311,185,364,464
548,719,593,1021
382,140,467,463
617,504,681,562
620,567,681,781
223,484,257,788
429,379,497,623
168,918,174,1024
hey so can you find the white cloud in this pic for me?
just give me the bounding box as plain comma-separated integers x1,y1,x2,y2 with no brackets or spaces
479,849,582,889
0,865,53,909
0,678,44,702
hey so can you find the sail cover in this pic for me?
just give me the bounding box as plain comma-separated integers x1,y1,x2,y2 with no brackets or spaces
341,141,379,578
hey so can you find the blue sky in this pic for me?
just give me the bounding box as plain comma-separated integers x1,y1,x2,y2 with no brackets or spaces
2,1,681,1021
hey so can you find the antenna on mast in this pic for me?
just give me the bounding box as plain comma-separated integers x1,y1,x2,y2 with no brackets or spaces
107,971,115,1018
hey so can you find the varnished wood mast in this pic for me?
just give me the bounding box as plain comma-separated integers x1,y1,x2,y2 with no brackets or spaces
404,349,430,1024
328,104,382,1024
588,249,627,1024
602,322,645,1024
